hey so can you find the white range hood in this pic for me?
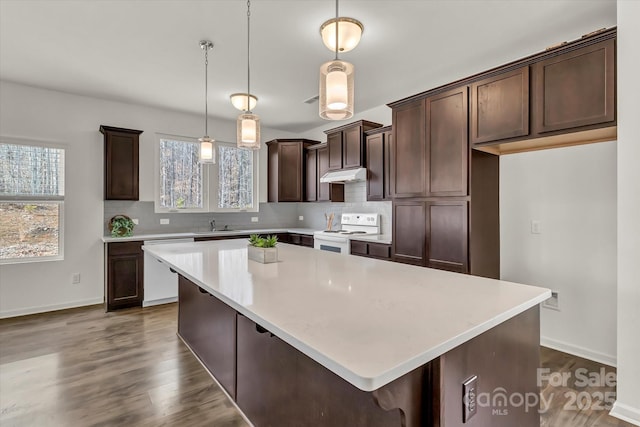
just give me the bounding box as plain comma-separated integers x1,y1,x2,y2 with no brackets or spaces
320,167,367,183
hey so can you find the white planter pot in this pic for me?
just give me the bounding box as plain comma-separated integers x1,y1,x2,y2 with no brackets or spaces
248,245,278,264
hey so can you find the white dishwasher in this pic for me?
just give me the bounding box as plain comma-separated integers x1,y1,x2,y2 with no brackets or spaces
143,238,194,307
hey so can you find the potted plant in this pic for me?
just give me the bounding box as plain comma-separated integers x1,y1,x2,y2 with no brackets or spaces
109,215,135,237
247,234,278,263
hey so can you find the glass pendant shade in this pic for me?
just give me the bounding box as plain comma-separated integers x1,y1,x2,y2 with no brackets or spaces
198,137,215,164
230,93,258,111
319,60,354,120
237,113,261,150
320,18,363,53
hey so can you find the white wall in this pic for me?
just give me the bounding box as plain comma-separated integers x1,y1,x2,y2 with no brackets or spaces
0,80,294,318
500,142,617,365
299,104,392,142
611,1,640,424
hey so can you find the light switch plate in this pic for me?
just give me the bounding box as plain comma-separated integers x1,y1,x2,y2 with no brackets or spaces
463,375,478,423
251,217,259,223
160,218,170,225
531,220,542,234
298,216,304,221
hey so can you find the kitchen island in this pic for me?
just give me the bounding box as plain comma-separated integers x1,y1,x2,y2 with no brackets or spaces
144,239,550,427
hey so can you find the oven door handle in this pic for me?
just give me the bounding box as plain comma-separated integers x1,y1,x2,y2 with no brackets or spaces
314,235,349,243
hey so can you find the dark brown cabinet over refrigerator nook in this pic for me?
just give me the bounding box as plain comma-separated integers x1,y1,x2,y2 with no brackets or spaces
387,27,615,279
100,125,143,200
266,139,318,202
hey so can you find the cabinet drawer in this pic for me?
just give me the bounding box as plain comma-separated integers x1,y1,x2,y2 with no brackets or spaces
108,241,142,256
289,234,301,245
368,243,391,259
350,241,368,256
300,235,314,247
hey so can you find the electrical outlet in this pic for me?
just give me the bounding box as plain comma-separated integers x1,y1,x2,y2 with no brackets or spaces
542,291,560,311
251,217,259,223
132,218,139,225
298,216,304,221
72,273,81,284
462,375,478,423
160,218,170,225
531,220,542,234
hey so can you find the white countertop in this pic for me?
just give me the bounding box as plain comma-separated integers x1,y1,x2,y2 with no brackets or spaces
143,239,550,392
102,228,317,242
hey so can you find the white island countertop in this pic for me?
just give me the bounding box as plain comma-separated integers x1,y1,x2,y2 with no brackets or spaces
144,239,550,392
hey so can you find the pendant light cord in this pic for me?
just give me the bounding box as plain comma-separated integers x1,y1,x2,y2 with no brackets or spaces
246,0,251,113
204,46,209,136
334,0,339,60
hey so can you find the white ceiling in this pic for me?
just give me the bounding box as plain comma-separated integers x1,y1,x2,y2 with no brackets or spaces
0,0,616,133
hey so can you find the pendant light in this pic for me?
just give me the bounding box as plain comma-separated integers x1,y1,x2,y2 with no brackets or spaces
236,0,261,150
319,0,354,121
320,17,363,53
198,40,215,164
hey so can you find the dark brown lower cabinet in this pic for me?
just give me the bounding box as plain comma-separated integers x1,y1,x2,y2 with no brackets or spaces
106,241,143,310
350,240,391,260
289,233,314,247
177,276,237,398
235,314,403,427
392,200,427,266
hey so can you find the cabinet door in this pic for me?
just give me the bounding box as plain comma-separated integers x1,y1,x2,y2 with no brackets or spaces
305,149,318,202
391,100,426,198
107,241,143,310
426,87,469,197
317,146,330,201
343,126,362,169
178,276,237,398
327,132,343,170
103,129,140,200
533,39,615,133
392,201,426,266
278,142,303,201
368,243,391,260
366,133,385,201
470,67,530,144
426,200,468,273
384,131,392,200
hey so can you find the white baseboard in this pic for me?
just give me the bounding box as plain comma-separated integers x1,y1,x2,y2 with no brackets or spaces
0,297,104,319
541,336,617,367
143,296,177,307
610,402,640,426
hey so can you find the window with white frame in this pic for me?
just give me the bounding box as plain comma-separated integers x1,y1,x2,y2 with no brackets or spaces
156,135,258,213
0,141,65,263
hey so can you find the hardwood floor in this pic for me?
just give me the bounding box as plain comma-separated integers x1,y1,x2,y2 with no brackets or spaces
0,303,634,427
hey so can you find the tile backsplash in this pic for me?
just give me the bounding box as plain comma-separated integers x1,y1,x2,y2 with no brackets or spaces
104,181,391,236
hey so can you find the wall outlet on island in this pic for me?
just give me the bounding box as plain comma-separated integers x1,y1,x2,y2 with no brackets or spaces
160,218,170,225
251,217,259,223
71,273,81,284
530,219,542,234
298,216,304,221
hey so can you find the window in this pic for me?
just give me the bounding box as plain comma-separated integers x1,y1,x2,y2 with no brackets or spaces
157,136,205,212
0,141,65,263
155,136,258,213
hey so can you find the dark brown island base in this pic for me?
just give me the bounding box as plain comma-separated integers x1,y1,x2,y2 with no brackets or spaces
178,274,541,427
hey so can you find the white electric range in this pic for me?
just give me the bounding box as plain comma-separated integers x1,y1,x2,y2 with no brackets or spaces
313,213,381,255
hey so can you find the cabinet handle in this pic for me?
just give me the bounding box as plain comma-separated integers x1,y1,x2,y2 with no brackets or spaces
169,268,177,274
198,287,208,294
255,324,276,337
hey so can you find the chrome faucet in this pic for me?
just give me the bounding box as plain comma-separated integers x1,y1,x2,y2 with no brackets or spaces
210,218,216,231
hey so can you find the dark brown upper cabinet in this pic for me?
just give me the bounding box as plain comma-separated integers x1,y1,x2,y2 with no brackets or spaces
390,100,426,198
100,125,142,200
365,126,392,201
324,120,382,171
316,145,345,202
470,67,530,144
305,147,318,202
426,87,469,197
267,139,318,202
533,38,615,134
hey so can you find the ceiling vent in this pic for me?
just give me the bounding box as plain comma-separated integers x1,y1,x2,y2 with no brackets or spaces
303,95,320,104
